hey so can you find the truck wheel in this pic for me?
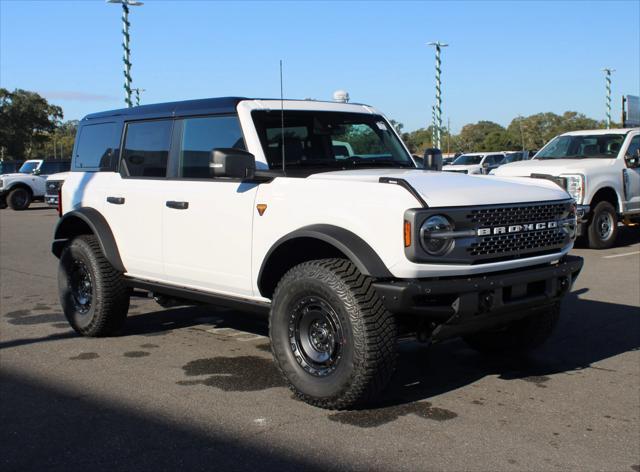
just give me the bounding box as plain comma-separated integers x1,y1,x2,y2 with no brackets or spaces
270,259,397,410
463,303,560,354
7,187,32,210
58,235,130,336
587,201,618,249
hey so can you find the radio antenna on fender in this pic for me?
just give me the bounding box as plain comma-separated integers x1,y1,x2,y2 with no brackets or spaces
280,59,285,174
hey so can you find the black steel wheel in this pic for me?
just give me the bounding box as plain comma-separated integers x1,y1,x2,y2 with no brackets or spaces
58,235,129,336
270,259,397,410
7,187,32,210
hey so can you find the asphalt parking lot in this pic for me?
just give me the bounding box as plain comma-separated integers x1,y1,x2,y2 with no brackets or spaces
1,203,639,472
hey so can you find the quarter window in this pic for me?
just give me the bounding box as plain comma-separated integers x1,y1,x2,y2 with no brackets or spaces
178,116,245,178
122,120,172,177
74,122,119,170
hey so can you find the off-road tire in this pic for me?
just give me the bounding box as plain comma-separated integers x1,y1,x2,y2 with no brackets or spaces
58,235,129,336
587,201,618,249
270,259,397,410
463,303,560,354
7,187,32,210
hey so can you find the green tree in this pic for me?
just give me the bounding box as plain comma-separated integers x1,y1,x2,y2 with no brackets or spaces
457,121,505,152
0,88,63,160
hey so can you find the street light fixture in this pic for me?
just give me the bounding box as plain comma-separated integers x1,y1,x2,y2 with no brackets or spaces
428,41,448,149
107,0,144,108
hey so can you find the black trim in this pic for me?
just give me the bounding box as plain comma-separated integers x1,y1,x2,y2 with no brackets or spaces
378,177,427,207
258,224,393,295
373,255,583,341
52,208,125,272
126,278,270,314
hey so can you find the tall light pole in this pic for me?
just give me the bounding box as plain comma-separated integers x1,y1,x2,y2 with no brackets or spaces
428,41,448,149
602,68,615,129
107,0,144,108
133,87,146,106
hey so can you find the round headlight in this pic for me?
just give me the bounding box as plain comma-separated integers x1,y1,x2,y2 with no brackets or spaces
420,215,454,256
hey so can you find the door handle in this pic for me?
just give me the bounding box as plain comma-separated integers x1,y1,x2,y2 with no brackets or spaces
166,201,189,210
107,196,125,205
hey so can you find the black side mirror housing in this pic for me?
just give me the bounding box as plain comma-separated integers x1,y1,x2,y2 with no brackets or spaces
423,148,443,171
625,149,640,169
210,148,256,179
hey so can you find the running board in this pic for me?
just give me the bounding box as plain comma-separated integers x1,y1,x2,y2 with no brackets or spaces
125,277,271,315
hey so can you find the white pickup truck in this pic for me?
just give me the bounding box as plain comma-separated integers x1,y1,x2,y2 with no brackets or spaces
492,128,640,248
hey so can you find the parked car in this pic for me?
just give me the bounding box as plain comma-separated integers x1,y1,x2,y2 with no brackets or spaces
442,152,506,174
0,159,71,210
52,97,582,409
45,171,70,207
492,128,640,248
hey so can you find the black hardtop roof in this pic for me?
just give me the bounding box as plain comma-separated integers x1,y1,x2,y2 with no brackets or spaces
82,97,372,121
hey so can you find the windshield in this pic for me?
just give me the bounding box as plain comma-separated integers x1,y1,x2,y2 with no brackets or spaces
452,154,482,165
536,134,625,159
252,110,414,171
18,161,40,174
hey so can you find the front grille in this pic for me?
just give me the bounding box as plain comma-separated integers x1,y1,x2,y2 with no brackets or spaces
468,228,566,257
467,202,566,227
46,180,62,196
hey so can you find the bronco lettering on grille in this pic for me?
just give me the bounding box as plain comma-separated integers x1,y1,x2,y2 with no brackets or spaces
477,221,558,236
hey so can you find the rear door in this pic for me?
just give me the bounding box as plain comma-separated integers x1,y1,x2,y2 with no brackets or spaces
101,119,173,280
162,114,257,296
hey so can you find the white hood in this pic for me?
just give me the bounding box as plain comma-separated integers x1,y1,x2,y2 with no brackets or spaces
308,169,569,207
492,158,617,177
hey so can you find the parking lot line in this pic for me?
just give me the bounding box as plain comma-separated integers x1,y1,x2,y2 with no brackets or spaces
602,250,640,259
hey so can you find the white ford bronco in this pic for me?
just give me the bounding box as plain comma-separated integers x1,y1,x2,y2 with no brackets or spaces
493,128,640,248
52,97,583,409
0,159,71,210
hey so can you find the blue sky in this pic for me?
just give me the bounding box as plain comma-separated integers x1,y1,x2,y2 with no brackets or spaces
1,0,638,132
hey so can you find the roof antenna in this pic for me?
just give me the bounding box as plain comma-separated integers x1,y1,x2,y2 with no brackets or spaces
280,59,285,174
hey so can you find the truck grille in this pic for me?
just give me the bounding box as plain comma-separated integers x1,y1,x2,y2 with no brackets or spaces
468,228,567,257
466,202,566,227
46,180,62,196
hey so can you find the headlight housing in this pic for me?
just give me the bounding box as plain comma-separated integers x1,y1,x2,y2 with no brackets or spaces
420,215,454,256
561,174,585,204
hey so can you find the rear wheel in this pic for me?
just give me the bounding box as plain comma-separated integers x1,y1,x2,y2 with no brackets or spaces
587,201,618,249
7,187,32,210
270,259,397,410
58,235,130,336
463,303,560,354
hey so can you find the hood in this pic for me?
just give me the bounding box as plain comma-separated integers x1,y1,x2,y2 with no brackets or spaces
492,158,617,177
307,169,569,207
46,171,71,181
442,164,481,172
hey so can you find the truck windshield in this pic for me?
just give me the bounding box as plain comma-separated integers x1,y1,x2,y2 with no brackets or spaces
18,161,40,174
452,154,482,165
252,110,414,171
536,134,625,159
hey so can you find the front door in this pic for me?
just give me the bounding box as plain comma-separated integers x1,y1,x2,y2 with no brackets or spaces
623,134,640,213
162,115,257,296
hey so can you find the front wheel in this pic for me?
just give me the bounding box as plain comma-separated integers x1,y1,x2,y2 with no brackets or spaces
587,201,618,249
269,259,397,410
463,303,560,354
7,187,32,210
58,235,130,336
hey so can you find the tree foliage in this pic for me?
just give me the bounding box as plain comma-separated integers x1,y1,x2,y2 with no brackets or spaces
0,88,64,160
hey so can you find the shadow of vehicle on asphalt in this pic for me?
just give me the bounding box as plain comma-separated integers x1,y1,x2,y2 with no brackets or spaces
118,287,639,409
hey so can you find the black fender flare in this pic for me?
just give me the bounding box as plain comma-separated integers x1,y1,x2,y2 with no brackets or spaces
51,207,125,273
258,224,393,294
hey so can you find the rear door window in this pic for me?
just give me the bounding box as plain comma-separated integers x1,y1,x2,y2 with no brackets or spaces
122,120,173,178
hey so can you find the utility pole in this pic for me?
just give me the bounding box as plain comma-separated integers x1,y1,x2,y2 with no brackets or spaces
107,0,144,108
133,87,145,106
447,117,451,155
431,105,436,146
602,68,615,129
428,41,448,149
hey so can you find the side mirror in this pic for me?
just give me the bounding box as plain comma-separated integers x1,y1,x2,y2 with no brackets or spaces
423,148,443,171
32,168,41,175
482,161,490,168
210,148,256,179
625,149,640,169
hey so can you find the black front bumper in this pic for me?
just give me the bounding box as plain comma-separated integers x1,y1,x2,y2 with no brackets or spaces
373,255,583,341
